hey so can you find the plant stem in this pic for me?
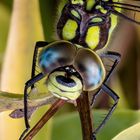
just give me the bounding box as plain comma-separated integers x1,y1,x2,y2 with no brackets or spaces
76,91,93,140
23,99,66,140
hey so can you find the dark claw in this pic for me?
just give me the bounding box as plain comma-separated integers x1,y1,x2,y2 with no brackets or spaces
92,133,96,140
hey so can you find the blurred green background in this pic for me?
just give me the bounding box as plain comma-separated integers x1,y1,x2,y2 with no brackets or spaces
0,0,140,140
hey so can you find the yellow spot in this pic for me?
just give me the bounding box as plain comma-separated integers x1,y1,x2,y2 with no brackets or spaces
62,19,78,40
96,7,121,53
86,0,95,11
96,0,122,54
71,0,84,5
109,0,121,33
95,5,102,9
113,0,123,2
110,14,118,33
71,10,80,19
85,26,100,50
91,17,103,23
96,5,107,14
100,8,107,14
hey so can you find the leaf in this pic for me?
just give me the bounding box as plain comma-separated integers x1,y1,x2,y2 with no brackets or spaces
0,3,11,65
51,110,140,140
112,122,140,140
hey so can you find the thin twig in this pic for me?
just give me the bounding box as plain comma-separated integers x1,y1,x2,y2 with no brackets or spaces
23,99,66,140
76,91,93,140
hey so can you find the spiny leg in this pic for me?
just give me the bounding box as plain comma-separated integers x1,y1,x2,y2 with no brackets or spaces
31,41,49,88
100,51,121,82
92,134,96,140
24,41,49,127
92,84,119,138
20,41,48,140
19,73,45,140
9,42,49,120
91,51,121,138
91,51,120,106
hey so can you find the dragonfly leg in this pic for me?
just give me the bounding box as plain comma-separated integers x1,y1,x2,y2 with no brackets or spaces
101,51,121,83
19,41,49,139
19,73,44,140
92,84,119,137
91,51,120,106
10,41,49,121
31,41,49,88
91,51,120,137
92,132,97,140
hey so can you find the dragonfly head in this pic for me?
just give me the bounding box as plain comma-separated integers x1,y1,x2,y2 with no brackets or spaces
39,41,105,100
38,40,83,100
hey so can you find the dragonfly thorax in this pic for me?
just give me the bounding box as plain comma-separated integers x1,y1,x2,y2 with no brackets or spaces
57,4,112,50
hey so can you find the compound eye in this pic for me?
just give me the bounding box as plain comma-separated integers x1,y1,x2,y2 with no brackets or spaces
74,49,106,91
39,41,77,74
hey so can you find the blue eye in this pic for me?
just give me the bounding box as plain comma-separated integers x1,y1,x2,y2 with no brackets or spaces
74,48,106,91
39,41,77,73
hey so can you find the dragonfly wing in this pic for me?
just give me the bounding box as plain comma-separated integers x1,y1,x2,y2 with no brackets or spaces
108,0,140,24
9,107,37,119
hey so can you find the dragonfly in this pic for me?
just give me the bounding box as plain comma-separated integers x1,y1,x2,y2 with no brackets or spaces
8,0,140,139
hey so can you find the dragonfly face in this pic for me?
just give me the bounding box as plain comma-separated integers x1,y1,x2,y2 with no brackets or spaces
39,40,105,100
57,0,119,51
